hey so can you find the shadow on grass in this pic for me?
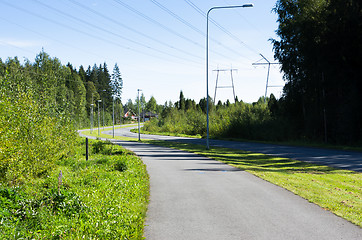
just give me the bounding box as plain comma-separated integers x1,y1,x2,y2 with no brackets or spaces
149,140,357,175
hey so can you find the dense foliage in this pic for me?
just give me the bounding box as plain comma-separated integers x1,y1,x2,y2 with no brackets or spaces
0,138,149,239
0,54,76,185
144,93,292,141
0,52,150,238
272,0,362,144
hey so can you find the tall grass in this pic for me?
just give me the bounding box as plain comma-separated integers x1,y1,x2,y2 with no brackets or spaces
0,138,149,239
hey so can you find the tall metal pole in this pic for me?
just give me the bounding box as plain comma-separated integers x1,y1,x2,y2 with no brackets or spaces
260,54,271,101
206,4,253,150
137,89,142,141
97,100,101,136
120,102,122,128
112,98,115,138
102,100,105,130
90,93,93,133
252,54,280,102
90,104,94,134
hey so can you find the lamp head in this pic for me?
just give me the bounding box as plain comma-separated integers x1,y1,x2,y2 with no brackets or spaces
242,3,253,7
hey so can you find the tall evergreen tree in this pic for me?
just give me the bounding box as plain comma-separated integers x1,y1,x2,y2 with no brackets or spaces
110,63,123,101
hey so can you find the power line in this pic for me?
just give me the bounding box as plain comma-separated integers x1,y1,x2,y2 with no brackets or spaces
149,0,205,37
149,0,245,59
183,0,260,59
0,39,36,55
66,0,204,62
32,0,201,65
0,16,116,63
222,0,266,39
113,0,201,47
2,1,202,66
112,0,230,60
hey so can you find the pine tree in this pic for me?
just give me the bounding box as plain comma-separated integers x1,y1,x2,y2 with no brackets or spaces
110,63,123,101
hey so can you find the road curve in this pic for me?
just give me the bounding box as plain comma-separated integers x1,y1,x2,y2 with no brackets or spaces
104,126,362,172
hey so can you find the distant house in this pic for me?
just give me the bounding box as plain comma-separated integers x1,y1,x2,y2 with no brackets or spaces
124,110,137,120
142,111,158,122
124,110,158,121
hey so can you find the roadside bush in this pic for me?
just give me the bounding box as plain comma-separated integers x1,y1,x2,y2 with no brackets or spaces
0,73,75,185
144,99,295,142
114,158,127,172
0,139,149,239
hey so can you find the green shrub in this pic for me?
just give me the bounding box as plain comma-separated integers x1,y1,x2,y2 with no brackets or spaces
0,138,149,239
114,158,127,172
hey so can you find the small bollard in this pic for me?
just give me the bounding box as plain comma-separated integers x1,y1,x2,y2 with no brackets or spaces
86,137,89,161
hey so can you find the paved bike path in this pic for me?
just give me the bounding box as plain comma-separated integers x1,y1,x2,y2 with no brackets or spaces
113,140,361,240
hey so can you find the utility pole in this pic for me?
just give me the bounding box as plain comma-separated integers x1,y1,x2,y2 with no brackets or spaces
97,100,102,136
137,89,142,141
90,93,94,133
112,98,115,138
90,104,94,133
102,100,105,130
120,101,122,128
252,54,280,102
213,68,238,104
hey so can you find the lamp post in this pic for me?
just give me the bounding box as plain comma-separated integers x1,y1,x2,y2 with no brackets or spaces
137,89,142,141
90,104,94,133
101,89,107,130
112,98,115,138
97,100,102,136
206,3,253,149
90,93,94,133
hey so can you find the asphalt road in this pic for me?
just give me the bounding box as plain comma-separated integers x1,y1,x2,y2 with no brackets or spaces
105,126,362,172
112,140,361,240
80,127,362,239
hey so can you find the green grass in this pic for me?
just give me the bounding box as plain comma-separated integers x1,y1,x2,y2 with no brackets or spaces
130,128,202,139
77,123,139,131
0,138,149,239
80,130,138,142
147,140,362,227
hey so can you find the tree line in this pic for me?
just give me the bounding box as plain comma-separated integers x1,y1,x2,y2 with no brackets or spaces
271,0,362,144
145,0,362,145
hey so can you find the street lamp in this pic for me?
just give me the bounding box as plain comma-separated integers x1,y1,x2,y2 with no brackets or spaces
97,100,102,136
102,90,106,130
112,97,115,138
90,104,94,134
137,89,142,141
206,3,253,149
90,92,94,133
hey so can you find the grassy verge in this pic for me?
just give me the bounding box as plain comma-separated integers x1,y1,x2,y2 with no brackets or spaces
80,129,138,142
0,138,149,239
130,128,202,139
148,140,362,227
78,123,139,131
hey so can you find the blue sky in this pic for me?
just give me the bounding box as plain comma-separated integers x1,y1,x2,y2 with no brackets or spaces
0,0,284,104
